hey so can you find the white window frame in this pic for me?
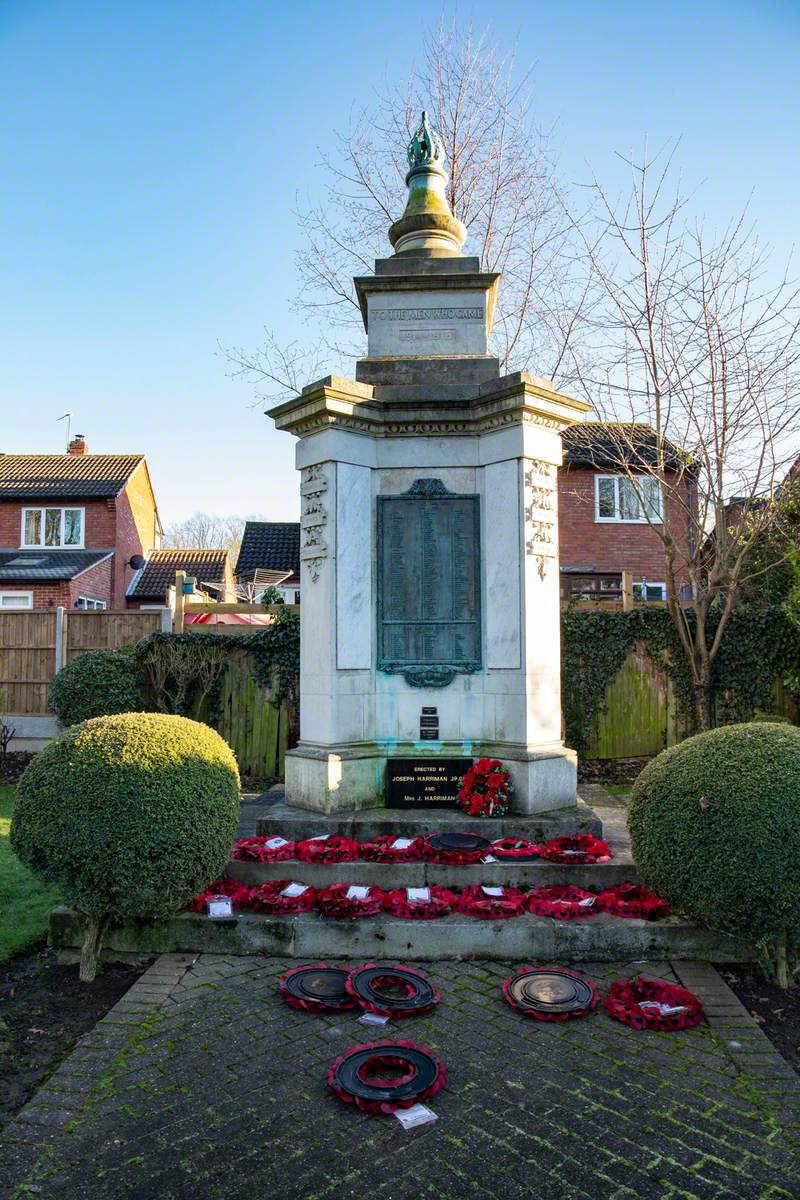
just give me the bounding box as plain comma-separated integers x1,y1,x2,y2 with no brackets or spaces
75,596,107,610
594,475,662,524
21,506,85,549
634,581,667,601
0,590,34,609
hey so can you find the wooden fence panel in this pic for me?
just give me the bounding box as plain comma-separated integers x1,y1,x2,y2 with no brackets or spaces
0,611,57,714
65,610,162,658
216,649,288,783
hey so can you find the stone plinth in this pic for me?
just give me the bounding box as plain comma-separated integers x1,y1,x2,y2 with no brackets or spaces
270,370,589,814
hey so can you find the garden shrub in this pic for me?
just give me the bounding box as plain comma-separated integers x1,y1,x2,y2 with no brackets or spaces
628,721,800,984
11,712,240,980
49,648,146,727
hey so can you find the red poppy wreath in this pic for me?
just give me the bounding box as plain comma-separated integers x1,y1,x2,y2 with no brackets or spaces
247,880,317,915
316,884,386,919
358,834,424,863
526,885,600,920
186,877,252,913
596,883,671,921
457,758,513,817
232,835,296,863
538,834,612,864
604,976,704,1031
490,837,541,862
382,885,457,920
457,885,527,919
295,835,360,864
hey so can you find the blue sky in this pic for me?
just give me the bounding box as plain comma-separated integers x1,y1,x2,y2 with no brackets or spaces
2,0,798,525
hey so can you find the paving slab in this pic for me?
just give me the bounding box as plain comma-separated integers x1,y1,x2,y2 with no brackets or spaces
1,955,796,1200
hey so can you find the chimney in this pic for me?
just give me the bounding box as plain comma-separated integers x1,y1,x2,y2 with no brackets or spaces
67,434,87,456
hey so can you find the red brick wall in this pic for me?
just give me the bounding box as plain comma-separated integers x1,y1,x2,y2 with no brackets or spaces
558,466,693,586
112,464,160,608
68,555,113,607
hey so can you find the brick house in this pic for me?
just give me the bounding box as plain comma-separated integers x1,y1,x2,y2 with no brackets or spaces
0,437,162,610
558,422,695,600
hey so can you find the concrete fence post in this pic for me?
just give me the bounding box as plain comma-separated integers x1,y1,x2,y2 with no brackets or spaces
54,606,68,674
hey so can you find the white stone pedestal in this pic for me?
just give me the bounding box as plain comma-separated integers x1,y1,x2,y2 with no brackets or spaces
271,372,588,815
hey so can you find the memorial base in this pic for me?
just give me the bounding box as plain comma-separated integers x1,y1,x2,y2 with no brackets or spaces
284,740,578,816
284,744,387,814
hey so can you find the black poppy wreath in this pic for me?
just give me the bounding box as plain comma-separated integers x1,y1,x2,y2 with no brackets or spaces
248,880,317,914
296,835,360,864
502,966,600,1023
457,758,513,817
538,834,612,864
603,976,704,1031
359,834,424,863
346,964,440,1018
526,885,599,920
232,835,296,863
328,1040,446,1114
457,885,527,919
421,834,491,865
383,885,457,920
316,884,386,919
279,963,358,1013
186,877,252,912
596,883,671,921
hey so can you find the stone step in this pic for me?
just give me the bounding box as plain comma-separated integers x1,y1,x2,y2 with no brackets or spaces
253,800,603,842
227,855,639,891
50,905,753,964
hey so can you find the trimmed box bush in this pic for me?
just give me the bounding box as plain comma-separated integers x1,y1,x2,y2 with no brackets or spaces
628,721,800,984
11,712,240,980
49,648,146,727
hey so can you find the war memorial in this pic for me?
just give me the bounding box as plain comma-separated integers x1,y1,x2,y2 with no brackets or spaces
271,112,591,816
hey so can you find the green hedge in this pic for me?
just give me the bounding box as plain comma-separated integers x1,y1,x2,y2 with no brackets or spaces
49,648,147,727
629,721,800,982
12,712,240,979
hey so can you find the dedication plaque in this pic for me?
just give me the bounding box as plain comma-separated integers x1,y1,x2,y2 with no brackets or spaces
377,479,481,687
386,758,472,808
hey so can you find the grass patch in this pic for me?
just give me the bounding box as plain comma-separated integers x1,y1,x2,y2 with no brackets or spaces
0,784,60,962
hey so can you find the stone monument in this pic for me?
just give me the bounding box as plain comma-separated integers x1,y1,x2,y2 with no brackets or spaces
269,112,590,814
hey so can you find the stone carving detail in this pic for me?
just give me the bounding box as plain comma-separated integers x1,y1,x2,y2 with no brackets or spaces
405,477,451,497
300,465,329,582
374,306,483,322
524,458,558,580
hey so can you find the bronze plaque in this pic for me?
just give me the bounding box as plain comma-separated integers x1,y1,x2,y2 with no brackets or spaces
377,479,481,688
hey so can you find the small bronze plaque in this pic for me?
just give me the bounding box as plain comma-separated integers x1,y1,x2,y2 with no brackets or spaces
386,758,470,808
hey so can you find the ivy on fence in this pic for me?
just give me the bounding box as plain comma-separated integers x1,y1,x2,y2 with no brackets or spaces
135,607,300,738
561,605,800,758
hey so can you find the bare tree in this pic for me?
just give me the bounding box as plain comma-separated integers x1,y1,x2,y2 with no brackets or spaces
226,20,594,403
569,147,800,727
163,512,264,559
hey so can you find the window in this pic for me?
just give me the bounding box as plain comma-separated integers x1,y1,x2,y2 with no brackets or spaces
633,581,667,601
75,596,106,610
595,476,662,523
21,507,84,548
0,591,33,609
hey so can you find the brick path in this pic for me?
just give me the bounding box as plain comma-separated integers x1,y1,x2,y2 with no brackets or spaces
1,955,798,1200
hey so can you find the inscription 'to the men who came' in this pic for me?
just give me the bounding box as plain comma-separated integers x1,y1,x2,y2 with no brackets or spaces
374,307,484,322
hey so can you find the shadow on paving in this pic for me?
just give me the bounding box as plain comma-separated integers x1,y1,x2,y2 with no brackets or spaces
1,955,798,1200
